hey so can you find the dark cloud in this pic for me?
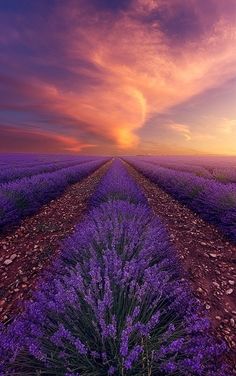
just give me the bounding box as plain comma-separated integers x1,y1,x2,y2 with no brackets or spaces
88,0,132,12
134,0,236,43
0,0,133,15
0,0,58,14
157,4,203,41
0,125,65,153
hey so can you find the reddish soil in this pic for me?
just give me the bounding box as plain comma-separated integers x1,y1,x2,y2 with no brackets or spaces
0,162,110,324
125,162,236,372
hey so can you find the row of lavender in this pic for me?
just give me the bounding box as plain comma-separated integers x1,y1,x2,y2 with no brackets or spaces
125,158,236,242
0,157,98,185
0,154,89,167
0,158,109,231
0,160,227,375
138,156,236,183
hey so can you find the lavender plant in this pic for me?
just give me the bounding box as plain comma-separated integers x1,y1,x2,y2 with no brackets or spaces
90,159,147,207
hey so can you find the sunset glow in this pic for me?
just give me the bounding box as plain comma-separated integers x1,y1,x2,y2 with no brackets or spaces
1,0,236,155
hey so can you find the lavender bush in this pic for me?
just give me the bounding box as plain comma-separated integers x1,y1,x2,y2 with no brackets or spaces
133,156,236,183
0,153,89,168
139,159,213,179
211,167,236,183
0,157,97,185
90,159,147,207
0,158,109,231
125,158,236,242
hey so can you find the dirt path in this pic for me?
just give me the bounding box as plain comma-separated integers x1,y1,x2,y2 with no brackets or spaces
0,161,110,323
125,162,236,372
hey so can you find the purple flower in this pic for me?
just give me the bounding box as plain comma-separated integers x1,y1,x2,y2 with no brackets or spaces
123,345,143,370
108,365,116,374
74,339,87,355
50,324,74,346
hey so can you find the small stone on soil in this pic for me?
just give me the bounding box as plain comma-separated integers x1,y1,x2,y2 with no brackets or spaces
4,259,13,266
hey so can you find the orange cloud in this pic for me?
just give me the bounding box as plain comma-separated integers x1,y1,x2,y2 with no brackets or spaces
52,133,95,152
29,128,95,153
27,1,236,150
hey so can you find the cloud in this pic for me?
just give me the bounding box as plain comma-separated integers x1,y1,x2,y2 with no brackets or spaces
0,124,93,153
217,118,236,135
169,123,192,141
165,116,236,155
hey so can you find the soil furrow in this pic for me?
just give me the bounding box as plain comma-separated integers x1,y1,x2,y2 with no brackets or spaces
0,161,111,323
125,162,236,372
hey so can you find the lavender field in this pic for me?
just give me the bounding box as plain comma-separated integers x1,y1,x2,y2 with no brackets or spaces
0,155,109,230
0,155,235,375
125,156,236,242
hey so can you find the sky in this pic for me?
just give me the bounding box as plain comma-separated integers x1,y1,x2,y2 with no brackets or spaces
0,0,236,155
